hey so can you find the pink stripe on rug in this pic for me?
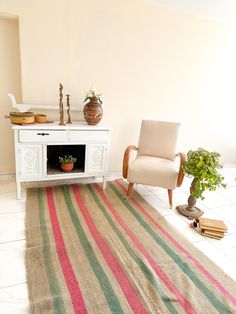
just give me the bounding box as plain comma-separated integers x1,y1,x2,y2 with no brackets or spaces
116,180,236,307
94,183,196,314
47,187,87,314
72,184,148,314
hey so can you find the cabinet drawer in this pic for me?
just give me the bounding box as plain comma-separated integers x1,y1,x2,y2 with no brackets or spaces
69,131,108,143
19,130,67,143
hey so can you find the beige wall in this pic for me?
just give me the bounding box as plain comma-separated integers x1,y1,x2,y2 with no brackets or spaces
0,0,236,174
0,17,22,174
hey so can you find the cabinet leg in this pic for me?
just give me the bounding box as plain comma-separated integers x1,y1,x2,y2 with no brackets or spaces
103,176,107,190
16,181,22,200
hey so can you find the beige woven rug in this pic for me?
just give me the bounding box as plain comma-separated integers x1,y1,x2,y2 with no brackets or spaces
26,180,236,313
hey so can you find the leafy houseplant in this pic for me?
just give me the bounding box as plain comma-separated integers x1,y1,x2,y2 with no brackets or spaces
84,88,103,105
176,148,226,219
59,155,77,172
83,87,103,125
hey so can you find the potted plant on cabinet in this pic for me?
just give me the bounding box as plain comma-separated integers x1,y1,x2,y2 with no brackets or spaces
59,155,77,172
83,87,103,125
176,148,226,219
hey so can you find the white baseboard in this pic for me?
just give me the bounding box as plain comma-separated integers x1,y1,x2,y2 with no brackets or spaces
107,171,122,180
0,173,15,181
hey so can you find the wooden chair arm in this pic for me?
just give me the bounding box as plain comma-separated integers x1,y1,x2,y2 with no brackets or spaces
176,152,186,187
122,145,138,178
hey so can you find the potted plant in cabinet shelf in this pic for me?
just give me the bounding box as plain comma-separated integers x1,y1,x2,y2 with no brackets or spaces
59,155,77,172
176,148,226,219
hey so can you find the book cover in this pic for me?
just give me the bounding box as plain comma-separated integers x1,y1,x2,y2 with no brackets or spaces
200,226,228,232
202,229,225,238
199,217,228,232
201,233,223,240
201,230,224,240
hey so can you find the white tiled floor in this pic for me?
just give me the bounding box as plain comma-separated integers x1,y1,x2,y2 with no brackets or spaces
1,168,236,313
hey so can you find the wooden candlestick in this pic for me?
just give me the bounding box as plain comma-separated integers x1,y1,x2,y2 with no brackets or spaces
66,94,72,124
59,83,65,125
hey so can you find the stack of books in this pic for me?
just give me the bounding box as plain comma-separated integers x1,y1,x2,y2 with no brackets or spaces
198,217,228,239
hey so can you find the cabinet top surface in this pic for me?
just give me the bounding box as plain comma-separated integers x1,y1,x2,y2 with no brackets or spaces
12,122,111,131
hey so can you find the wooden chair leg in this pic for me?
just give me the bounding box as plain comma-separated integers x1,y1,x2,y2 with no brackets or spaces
126,183,134,198
168,189,173,209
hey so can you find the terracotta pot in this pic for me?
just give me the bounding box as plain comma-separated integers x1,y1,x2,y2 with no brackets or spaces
83,99,103,125
60,163,74,172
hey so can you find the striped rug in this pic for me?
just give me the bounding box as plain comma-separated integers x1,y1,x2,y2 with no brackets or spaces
26,180,236,314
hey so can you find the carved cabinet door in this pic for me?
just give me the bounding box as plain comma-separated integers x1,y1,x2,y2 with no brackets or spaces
19,145,43,179
87,145,106,173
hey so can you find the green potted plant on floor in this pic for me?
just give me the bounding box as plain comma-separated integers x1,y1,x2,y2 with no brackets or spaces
176,148,226,219
59,155,77,172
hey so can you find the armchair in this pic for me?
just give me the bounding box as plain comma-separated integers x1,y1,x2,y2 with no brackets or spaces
122,120,186,208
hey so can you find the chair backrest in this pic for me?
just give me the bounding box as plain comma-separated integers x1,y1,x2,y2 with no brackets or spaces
137,120,180,161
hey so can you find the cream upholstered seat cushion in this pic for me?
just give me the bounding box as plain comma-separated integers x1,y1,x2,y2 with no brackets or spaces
127,156,179,190
138,120,180,161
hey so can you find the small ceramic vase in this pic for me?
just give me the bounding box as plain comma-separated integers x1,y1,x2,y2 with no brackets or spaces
83,99,103,125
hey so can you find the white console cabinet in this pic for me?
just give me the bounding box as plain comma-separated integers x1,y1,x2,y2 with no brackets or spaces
13,123,111,199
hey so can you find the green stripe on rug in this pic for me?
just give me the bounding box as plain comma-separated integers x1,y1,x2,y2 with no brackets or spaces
109,182,231,314
88,184,178,314
38,189,66,314
62,186,124,314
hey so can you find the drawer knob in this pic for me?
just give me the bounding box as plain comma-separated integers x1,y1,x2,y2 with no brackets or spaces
37,132,49,136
